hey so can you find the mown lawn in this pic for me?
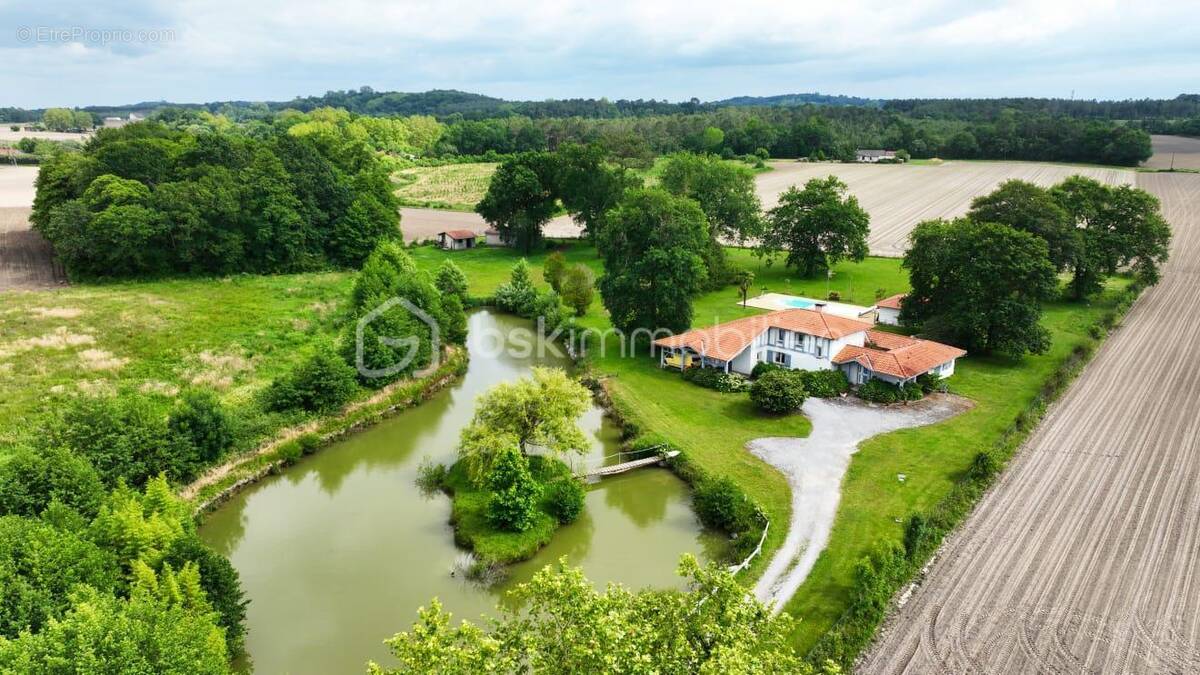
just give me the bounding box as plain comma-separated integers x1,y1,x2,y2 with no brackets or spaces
0,272,353,446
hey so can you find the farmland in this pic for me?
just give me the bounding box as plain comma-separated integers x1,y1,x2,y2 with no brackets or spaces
394,162,498,210
1143,134,1200,170
758,160,1136,256
859,172,1200,673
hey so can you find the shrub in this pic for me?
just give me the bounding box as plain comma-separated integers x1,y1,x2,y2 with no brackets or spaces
750,370,807,414
827,291,841,302
856,379,903,404
544,478,586,524
494,259,539,317
49,395,176,487
296,433,322,455
276,441,303,466
486,448,541,533
415,458,448,496
167,389,234,470
434,260,469,300
560,264,595,317
542,251,567,291
692,476,757,534
915,371,945,394
801,369,850,398
533,290,571,335
164,535,248,656
266,345,359,414
750,361,784,379
0,446,105,519
442,293,468,345
682,367,751,393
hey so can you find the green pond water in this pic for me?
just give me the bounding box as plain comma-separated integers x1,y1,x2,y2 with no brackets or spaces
199,310,722,674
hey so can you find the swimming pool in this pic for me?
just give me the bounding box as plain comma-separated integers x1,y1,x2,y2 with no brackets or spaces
783,297,816,309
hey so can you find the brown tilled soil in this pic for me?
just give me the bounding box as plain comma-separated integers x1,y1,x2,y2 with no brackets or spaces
759,161,1134,257
858,172,1200,674
399,207,580,243
1143,135,1200,171
0,207,63,289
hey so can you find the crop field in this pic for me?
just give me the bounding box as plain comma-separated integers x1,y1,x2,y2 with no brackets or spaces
1143,134,1200,170
758,160,1136,256
394,162,498,210
860,172,1200,673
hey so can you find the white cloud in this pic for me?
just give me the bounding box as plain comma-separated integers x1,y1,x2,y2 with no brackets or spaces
1,0,1197,106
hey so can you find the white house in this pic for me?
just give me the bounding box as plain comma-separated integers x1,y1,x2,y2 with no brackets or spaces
436,230,478,251
653,307,964,386
855,149,898,163
484,228,512,247
875,293,904,326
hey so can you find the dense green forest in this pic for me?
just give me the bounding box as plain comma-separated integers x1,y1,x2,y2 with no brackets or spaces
31,117,400,279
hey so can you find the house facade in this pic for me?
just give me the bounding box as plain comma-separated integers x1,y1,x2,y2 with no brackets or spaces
653,307,964,386
437,230,478,251
875,293,904,326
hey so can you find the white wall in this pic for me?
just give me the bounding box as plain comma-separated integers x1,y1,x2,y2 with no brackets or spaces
876,307,901,326
734,326,867,375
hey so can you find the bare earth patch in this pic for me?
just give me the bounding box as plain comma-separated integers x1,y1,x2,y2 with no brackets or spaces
29,306,85,319
78,348,129,371
189,350,255,389
749,394,971,611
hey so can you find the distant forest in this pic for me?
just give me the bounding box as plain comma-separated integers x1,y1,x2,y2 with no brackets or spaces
6,88,1200,165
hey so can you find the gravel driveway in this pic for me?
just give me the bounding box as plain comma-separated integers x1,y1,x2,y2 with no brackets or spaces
749,394,971,610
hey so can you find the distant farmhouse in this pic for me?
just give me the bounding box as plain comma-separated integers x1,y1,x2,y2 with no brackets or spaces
855,149,898,163
102,113,143,129
875,293,905,325
654,306,963,387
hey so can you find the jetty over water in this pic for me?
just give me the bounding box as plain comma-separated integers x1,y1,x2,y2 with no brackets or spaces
575,446,680,480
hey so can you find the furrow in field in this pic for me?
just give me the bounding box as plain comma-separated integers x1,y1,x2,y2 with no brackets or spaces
858,172,1200,674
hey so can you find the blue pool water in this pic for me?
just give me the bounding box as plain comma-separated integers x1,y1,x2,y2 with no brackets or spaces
784,297,816,308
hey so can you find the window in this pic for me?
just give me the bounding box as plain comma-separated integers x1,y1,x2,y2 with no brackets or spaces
815,339,825,358
772,351,789,366
774,329,785,346
861,368,872,384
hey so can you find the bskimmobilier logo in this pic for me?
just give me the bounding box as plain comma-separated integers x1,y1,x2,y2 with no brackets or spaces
355,297,440,381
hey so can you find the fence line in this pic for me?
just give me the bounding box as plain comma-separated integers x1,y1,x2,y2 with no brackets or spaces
727,519,770,576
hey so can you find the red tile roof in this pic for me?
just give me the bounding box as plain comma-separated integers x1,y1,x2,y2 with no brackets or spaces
653,309,873,362
876,293,905,310
440,229,477,240
833,330,966,380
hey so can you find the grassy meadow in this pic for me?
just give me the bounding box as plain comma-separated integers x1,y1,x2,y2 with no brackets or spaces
394,162,498,210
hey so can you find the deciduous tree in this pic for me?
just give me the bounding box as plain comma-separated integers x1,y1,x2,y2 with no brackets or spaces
476,152,558,253
760,176,869,277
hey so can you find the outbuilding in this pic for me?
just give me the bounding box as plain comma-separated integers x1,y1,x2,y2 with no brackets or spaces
437,230,478,251
855,149,898,163
484,228,512,247
875,293,905,326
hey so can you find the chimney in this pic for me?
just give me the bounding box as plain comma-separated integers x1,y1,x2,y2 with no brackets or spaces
813,302,827,313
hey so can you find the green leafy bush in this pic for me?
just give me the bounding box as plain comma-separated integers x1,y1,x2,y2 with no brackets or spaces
750,361,784,379
682,367,751,393
442,293,468,345
296,433,322,455
915,371,945,394
49,395,177,487
486,448,541,533
544,478,586,524
801,369,850,398
692,476,758,535
750,370,807,414
167,389,233,470
164,535,248,656
0,447,105,519
434,260,469,300
494,259,539,317
856,379,904,404
266,345,359,414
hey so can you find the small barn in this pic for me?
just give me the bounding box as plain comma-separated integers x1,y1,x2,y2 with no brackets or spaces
484,228,512,247
874,294,905,326
437,230,478,251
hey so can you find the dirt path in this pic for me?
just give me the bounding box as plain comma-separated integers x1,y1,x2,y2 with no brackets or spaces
858,172,1200,674
749,394,971,610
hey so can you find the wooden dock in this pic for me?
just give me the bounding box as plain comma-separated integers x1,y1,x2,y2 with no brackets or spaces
578,449,680,480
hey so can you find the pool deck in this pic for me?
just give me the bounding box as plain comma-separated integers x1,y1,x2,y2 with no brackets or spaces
742,293,877,321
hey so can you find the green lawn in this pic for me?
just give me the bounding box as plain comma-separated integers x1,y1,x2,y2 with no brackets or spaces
0,272,353,446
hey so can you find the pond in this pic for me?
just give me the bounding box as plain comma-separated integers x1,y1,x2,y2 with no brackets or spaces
199,309,723,673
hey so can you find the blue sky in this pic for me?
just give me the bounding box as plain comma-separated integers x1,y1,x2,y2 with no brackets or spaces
2,0,1197,108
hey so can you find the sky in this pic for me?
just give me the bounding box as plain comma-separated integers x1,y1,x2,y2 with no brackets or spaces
2,0,1198,108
